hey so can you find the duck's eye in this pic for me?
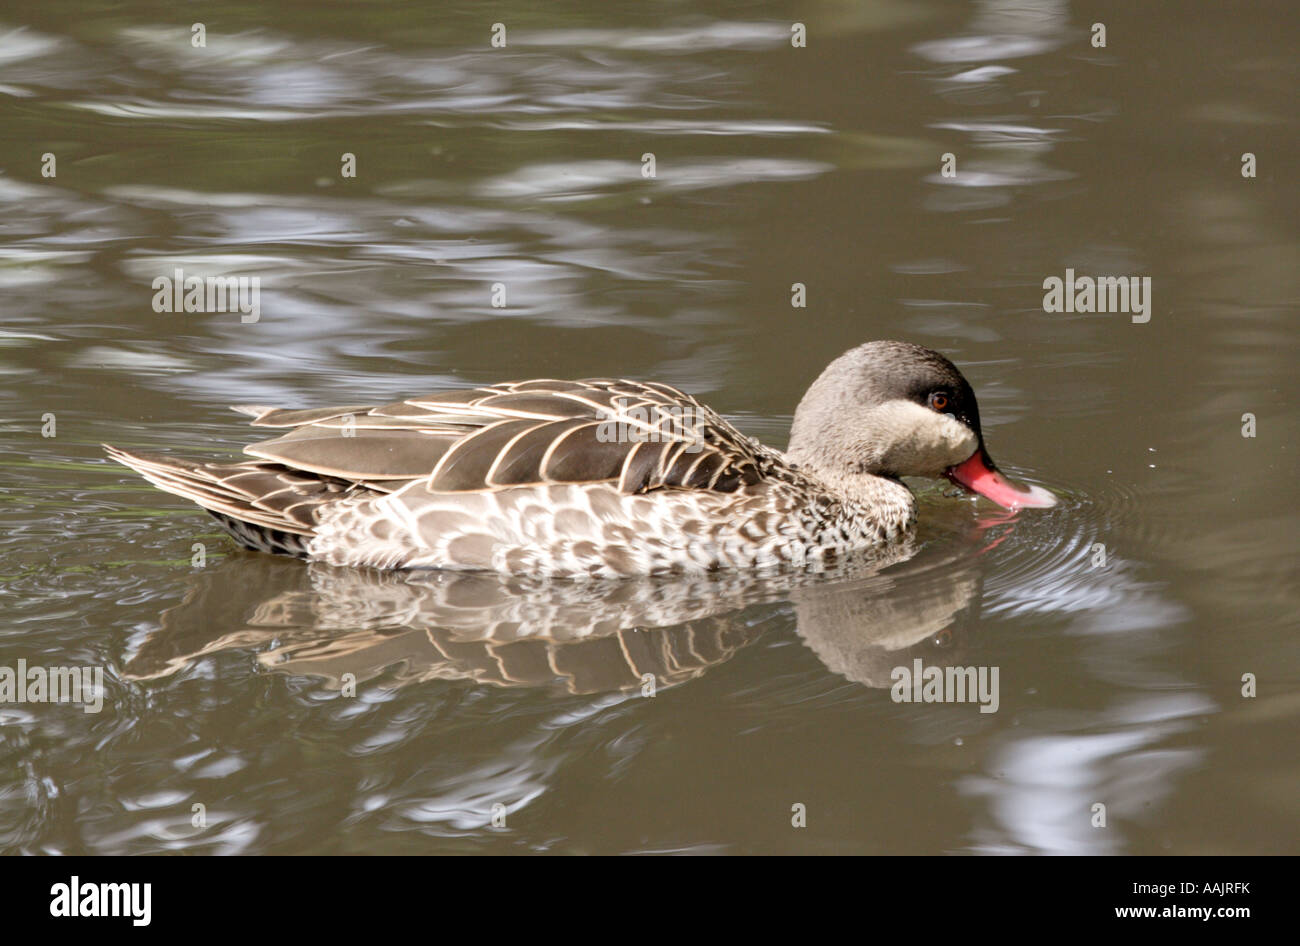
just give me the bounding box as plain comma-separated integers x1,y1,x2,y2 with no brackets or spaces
929,392,949,411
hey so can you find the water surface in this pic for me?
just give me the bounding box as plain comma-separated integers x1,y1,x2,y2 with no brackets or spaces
1,0,1296,854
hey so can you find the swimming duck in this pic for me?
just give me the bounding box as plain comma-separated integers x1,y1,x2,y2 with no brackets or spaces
106,340,1054,577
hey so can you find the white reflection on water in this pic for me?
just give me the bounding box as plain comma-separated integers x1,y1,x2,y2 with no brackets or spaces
911,0,1078,204
0,25,59,66
476,157,832,202
91,184,736,405
392,695,624,834
65,23,774,119
961,693,1214,854
912,0,1072,64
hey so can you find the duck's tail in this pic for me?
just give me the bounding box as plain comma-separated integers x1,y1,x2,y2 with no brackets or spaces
104,444,322,556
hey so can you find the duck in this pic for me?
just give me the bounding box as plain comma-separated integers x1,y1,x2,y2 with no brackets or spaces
105,340,1055,578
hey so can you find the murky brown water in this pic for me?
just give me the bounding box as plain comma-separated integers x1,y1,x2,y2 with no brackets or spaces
2,1,1296,854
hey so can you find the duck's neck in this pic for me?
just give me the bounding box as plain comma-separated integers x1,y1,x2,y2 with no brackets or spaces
787,453,917,532
826,467,914,512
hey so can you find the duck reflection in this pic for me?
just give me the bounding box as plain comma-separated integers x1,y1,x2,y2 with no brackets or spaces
125,512,996,694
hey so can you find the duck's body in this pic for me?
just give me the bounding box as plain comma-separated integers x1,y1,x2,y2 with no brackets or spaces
107,341,1053,577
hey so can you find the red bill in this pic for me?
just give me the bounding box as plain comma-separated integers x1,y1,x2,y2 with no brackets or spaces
945,448,1056,510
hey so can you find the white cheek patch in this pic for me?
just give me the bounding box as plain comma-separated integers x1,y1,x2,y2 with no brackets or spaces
869,400,978,476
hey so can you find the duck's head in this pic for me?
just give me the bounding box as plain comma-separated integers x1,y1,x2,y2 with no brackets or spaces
787,340,1055,509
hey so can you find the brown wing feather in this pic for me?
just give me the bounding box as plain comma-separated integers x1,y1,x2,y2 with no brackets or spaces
244,427,460,479
237,405,376,427
234,378,774,496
